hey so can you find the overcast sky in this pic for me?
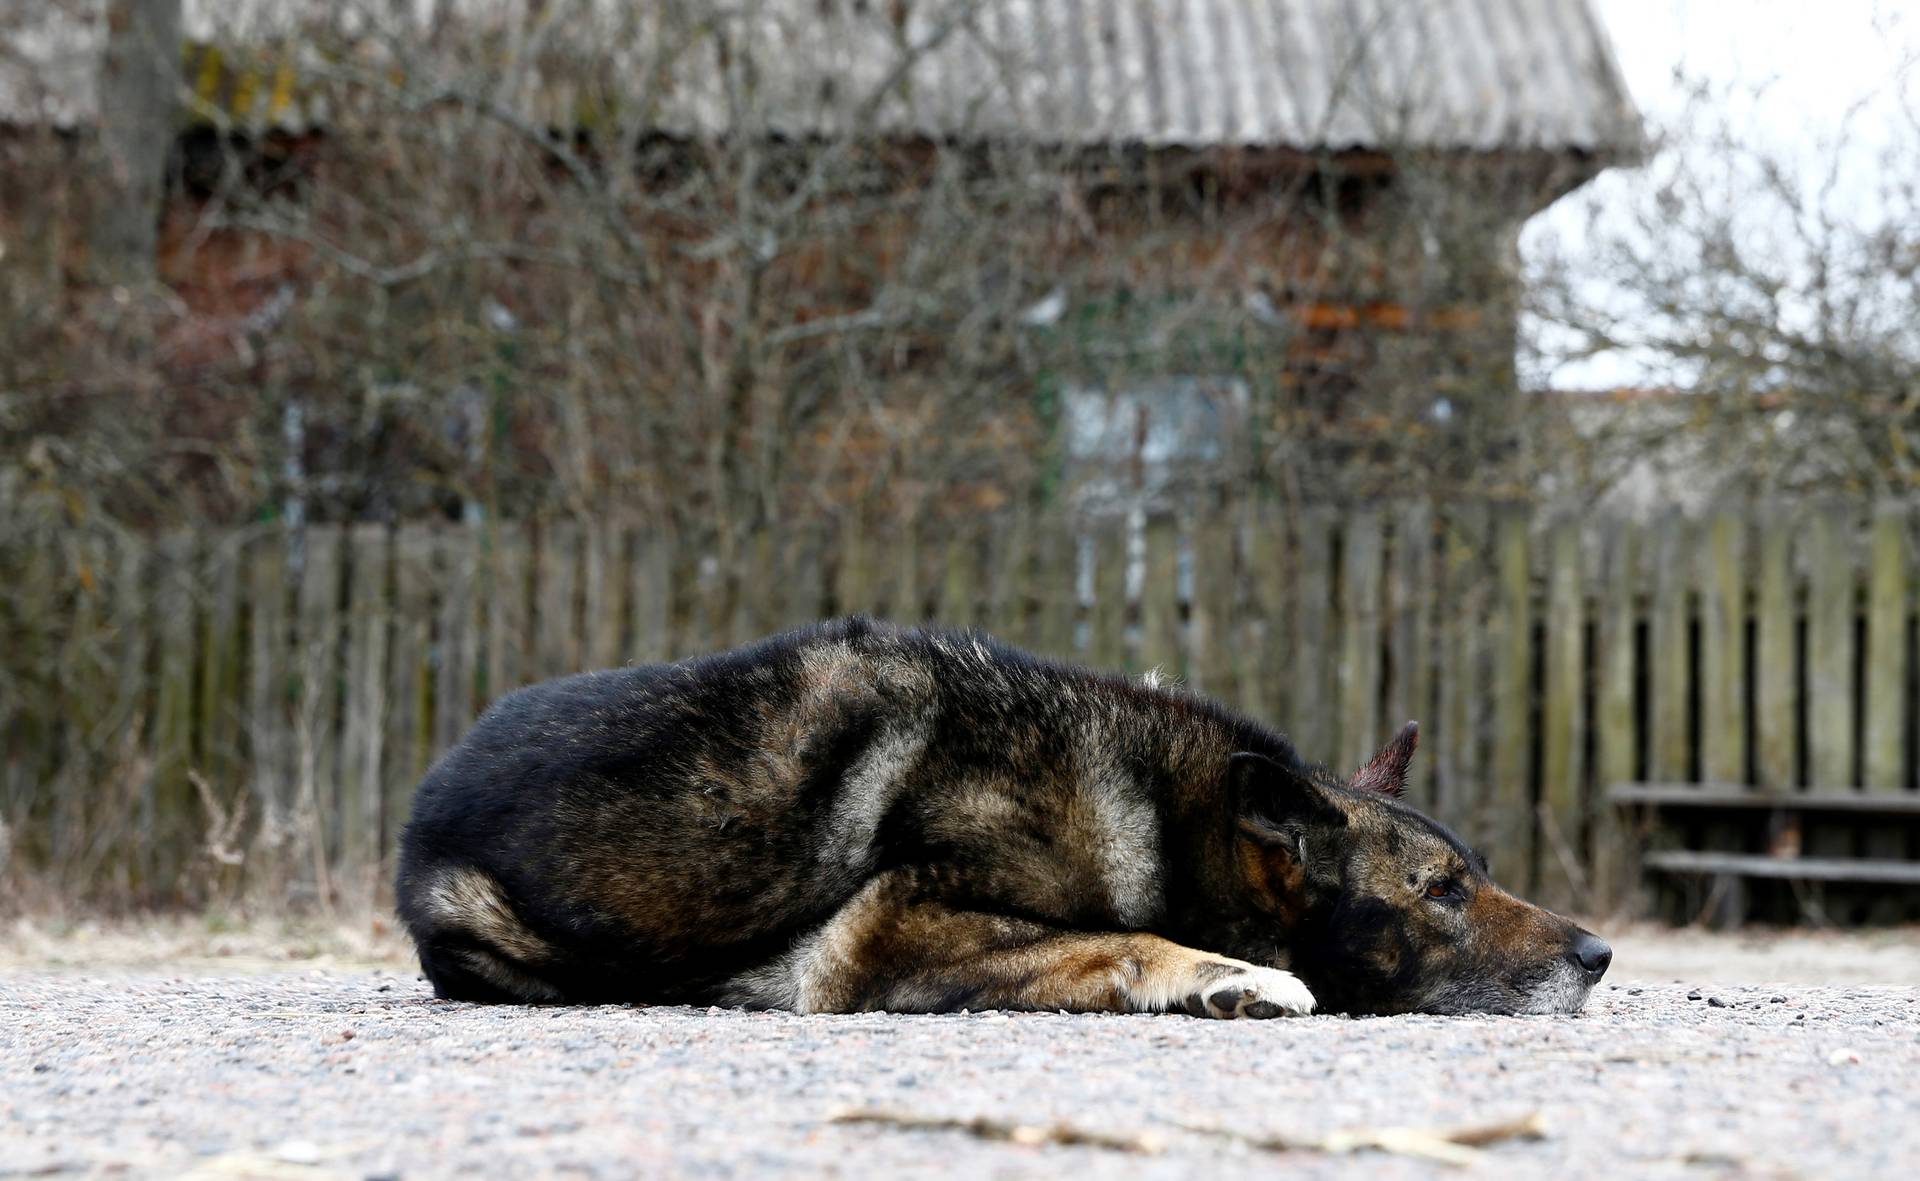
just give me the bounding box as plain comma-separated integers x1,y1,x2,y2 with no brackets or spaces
1521,0,1920,389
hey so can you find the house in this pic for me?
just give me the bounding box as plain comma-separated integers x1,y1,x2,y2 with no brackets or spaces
1,1,1642,520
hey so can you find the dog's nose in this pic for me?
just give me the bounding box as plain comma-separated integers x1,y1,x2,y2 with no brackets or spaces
1569,931,1612,979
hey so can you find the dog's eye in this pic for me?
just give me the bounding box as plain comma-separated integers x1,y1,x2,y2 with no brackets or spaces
1424,879,1459,901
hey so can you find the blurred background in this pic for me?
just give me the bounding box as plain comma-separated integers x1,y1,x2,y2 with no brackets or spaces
2,0,1917,929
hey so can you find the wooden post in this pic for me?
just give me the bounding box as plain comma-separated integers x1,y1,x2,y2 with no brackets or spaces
1435,506,1491,824
486,524,531,699
1754,511,1796,790
294,526,343,892
339,524,390,900
1293,508,1335,762
1592,518,1639,915
196,533,245,795
1089,519,1128,672
988,507,1035,645
1032,515,1079,661
535,522,582,677
1190,511,1237,702
1539,518,1584,911
1386,503,1433,806
1699,511,1747,785
384,526,436,867
1804,507,1856,866
834,511,875,618
583,521,627,670
1140,514,1182,682
1490,507,1534,895
630,526,672,664
245,532,290,867
151,531,199,890
1240,498,1292,731
434,526,480,752
1647,516,1691,783
1864,503,1909,899
1338,508,1383,773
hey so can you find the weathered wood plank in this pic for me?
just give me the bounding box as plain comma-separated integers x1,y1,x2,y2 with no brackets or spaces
245,533,290,854
1804,506,1857,861
1698,511,1746,785
534,522,582,678
738,526,781,640
885,515,927,625
583,521,626,670
433,526,481,753
1139,514,1182,682
1863,502,1909,893
1031,515,1078,661
1753,512,1796,790
1337,509,1383,773
1089,519,1129,672
1489,507,1534,895
988,507,1036,645
151,531,199,887
1805,508,1855,790
196,533,245,794
1386,503,1433,805
485,524,531,699
1293,508,1335,763
294,527,343,888
939,525,985,629
629,527,673,664
384,526,436,861
834,511,876,618
339,524,389,895
1539,519,1584,911
1433,506,1492,825
1190,511,1237,702
1647,515,1691,783
1239,498,1291,731
1592,518,1638,911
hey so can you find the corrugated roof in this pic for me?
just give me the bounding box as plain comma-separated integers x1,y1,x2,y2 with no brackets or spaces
2,1,1641,153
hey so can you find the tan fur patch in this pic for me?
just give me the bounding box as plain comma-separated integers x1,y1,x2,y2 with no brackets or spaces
426,867,551,963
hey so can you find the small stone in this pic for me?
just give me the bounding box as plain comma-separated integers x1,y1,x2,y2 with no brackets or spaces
1770,996,1787,1003
31,1063,50,1073
340,1029,356,1041
1708,997,1730,1008
1686,990,1703,1001
1827,1047,1862,1066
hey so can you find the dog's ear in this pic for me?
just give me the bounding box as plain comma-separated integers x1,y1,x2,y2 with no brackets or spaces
1228,751,1343,853
1350,720,1419,798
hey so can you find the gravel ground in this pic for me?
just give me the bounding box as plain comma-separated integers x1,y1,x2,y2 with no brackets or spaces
3,966,1916,1180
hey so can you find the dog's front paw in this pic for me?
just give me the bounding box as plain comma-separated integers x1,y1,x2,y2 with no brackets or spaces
1186,963,1316,1018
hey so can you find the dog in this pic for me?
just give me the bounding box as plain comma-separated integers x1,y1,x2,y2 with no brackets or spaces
396,617,1611,1016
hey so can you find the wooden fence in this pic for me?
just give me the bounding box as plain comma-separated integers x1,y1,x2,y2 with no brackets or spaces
3,498,1918,916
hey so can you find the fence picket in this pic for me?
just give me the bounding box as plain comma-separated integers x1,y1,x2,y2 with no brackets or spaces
1754,512,1796,790
1338,509,1383,772
1865,503,1909,894
1539,519,1583,910
13,496,1920,914
1387,504,1432,805
1491,507,1534,896
1293,508,1335,762
340,525,389,895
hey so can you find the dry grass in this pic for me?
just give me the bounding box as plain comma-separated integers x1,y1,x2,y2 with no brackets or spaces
0,912,414,974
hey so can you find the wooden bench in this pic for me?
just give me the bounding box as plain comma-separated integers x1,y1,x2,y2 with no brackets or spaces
1608,783,1920,925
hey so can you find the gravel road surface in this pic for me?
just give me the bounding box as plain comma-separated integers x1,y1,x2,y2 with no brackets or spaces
4,969,1915,1180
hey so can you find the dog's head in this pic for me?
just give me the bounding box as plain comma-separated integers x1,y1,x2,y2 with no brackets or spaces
1226,722,1611,1016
